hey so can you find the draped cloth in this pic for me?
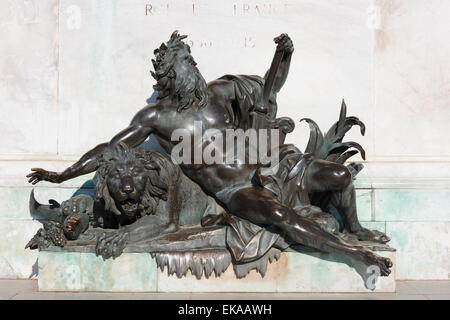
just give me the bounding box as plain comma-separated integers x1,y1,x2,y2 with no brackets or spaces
218,74,278,129
255,144,316,214
217,145,317,264
224,212,280,263
208,75,317,264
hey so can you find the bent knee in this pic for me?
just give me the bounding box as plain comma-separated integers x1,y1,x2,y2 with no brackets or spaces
308,160,352,191
331,165,352,189
269,206,300,226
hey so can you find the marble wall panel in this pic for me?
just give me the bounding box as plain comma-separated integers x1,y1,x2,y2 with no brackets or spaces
373,0,450,159
386,221,449,280
0,0,59,154
0,220,41,278
375,189,450,222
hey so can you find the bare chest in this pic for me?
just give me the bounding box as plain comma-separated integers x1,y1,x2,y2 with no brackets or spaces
152,102,233,148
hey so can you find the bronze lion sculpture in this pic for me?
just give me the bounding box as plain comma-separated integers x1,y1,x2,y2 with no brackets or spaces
92,143,218,259
27,143,218,259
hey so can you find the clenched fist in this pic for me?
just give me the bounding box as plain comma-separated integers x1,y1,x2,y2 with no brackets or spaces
274,33,294,54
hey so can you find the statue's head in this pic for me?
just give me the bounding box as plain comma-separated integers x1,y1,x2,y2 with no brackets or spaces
93,143,176,218
151,30,208,112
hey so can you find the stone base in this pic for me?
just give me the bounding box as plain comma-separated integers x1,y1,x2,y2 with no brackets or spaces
38,250,396,293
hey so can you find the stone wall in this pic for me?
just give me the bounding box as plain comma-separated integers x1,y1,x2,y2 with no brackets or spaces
0,0,449,280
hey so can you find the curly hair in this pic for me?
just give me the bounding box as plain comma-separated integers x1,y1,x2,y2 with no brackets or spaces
93,143,180,217
151,30,208,112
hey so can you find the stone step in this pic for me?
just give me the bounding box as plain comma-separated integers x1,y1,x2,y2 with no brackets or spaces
38,250,395,293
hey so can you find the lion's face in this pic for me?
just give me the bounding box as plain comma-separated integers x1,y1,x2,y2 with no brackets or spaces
94,145,173,221
106,159,148,217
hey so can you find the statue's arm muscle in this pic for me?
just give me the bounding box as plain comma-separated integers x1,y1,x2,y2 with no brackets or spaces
264,34,294,94
29,105,158,184
63,106,157,181
109,105,157,147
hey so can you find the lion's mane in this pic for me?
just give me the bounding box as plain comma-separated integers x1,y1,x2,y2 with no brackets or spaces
93,143,180,217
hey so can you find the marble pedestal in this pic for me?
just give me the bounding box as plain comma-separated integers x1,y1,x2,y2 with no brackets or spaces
38,250,396,293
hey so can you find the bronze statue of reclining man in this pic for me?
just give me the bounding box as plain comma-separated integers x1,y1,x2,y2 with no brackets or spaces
27,31,392,276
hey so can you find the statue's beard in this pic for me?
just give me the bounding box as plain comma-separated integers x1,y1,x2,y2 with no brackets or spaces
153,67,175,98
153,63,207,112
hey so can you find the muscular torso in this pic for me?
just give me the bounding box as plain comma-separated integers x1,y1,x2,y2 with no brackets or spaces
139,80,259,199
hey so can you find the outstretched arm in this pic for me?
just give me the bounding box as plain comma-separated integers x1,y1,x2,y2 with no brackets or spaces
27,105,158,184
264,33,294,94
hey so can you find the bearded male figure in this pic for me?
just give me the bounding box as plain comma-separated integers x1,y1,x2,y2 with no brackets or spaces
27,31,392,276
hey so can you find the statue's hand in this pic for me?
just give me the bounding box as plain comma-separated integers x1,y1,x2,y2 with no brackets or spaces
26,168,63,185
95,230,129,260
274,33,294,54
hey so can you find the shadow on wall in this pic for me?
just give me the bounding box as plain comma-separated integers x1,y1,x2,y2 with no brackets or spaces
71,92,164,199
293,249,384,291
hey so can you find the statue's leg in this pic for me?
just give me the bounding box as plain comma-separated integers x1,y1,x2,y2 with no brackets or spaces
305,159,390,243
330,183,390,243
227,187,392,276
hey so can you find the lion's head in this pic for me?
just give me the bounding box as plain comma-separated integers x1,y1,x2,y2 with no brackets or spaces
93,143,179,220
151,30,208,112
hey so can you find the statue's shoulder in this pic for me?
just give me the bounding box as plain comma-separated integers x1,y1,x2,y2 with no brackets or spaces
208,77,234,90
131,101,166,125
207,78,236,100
218,74,263,82
142,101,165,112
208,74,264,99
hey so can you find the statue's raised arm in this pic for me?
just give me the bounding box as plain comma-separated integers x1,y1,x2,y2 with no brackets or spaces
265,33,294,97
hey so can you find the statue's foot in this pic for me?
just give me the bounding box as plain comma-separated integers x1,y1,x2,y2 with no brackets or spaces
361,250,393,277
95,230,129,260
355,228,390,244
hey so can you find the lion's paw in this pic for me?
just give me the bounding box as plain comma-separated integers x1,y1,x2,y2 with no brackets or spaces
95,231,129,260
